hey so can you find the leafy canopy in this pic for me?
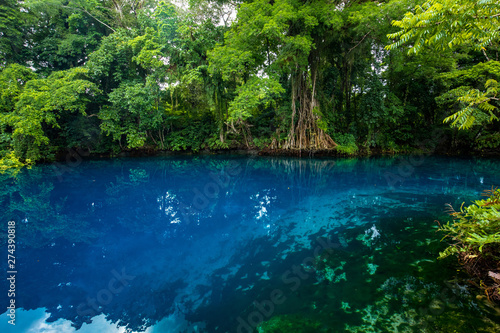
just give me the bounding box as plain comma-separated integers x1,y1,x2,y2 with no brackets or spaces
386,0,500,54
3,67,99,161
387,0,500,129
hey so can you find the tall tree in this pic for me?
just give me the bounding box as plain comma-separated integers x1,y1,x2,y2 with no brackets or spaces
0,0,28,67
210,0,344,150
0,64,36,160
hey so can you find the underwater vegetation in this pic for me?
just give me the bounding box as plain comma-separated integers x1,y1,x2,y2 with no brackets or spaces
257,212,500,333
257,314,322,333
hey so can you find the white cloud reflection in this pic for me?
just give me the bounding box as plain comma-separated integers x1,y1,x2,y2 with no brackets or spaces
0,308,204,333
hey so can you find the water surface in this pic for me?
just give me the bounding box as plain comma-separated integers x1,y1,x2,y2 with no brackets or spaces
1,155,500,332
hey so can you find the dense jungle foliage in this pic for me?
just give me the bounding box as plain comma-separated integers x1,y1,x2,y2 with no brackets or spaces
0,0,499,166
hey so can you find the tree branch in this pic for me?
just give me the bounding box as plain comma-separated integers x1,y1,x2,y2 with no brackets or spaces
347,31,371,55
63,6,115,32
482,48,490,61
474,13,500,19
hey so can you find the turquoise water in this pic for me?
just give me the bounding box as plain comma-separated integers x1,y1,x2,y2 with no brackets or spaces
1,155,500,332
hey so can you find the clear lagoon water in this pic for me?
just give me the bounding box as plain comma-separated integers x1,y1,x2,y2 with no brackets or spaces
1,155,500,332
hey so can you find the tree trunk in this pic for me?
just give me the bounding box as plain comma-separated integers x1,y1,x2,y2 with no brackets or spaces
283,62,337,150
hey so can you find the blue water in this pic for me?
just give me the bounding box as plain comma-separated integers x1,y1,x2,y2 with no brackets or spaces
1,155,500,332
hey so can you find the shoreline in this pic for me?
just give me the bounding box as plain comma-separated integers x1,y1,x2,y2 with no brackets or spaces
65,146,500,161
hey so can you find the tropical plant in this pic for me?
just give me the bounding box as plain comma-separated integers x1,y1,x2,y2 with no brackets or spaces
439,188,500,302
387,0,500,129
386,0,500,54
2,67,99,162
439,189,500,257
